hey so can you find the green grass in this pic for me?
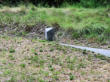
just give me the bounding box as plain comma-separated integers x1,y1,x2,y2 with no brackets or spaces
0,5,110,42
69,73,75,80
20,63,26,68
8,54,15,60
9,48,15,53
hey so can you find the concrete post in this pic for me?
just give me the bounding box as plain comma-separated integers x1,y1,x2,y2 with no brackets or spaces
45,27,54,41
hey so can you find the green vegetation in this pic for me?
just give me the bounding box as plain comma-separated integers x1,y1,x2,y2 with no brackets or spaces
83,50,87,54
20,63,26,68
69,73,75,80
0,5,110,43
9,48,15,53
8,54,15,60
39,49,43,52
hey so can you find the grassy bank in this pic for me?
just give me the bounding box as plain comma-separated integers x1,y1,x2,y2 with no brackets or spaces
0,5,110,42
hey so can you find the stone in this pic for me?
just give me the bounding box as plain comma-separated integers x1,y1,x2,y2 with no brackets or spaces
45,27,54,41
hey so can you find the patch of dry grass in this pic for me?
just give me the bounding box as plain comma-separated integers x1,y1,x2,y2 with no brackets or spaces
0,35,110,81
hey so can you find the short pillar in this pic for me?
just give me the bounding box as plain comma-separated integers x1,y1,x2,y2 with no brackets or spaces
45,27,54,41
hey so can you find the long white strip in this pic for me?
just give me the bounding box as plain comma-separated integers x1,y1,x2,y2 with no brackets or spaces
59,43,110,57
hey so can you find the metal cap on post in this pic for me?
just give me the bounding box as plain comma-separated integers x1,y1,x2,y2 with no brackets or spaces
45,27,54,41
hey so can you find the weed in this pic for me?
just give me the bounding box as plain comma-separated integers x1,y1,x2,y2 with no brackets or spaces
50,67,54,71
50,48,54,52
31,49,38,55
2,60,7,64
26,76,35,82
56,45,63,51
69,73,75,80
48,64,52,68
8,63,14,67
69,65,74,70
4,69,11,75
52,75,59,80
95,54,107,60
8,54,13,57
37,78,45,82
30,55,45,67
39,49,43,52
72,32,80,39
31,48,36,53
31,56,39,62
51,57,60,65
81,71,86,75
21,31,27,36
82,50,87,54
39,40,47,42
66,56,77,70
48,65,54,71
88,54,93,61
34,52,38,55
8,54,15,60
39,60,45,66
108,45,110,48
9,48,15,53
47,54,50,57
77,62,85,69
59,61,63,66
20,63,26,68
8,76,16,82
44,71,49,77
53,71,61,75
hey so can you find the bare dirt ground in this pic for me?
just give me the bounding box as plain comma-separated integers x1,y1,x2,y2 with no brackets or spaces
0,35,110,82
